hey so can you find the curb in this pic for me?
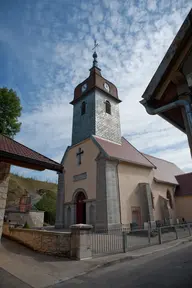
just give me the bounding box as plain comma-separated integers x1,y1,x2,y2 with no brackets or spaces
48,237,192,287
86,238,188,269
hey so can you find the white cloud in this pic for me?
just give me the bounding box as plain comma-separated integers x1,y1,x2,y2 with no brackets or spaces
3,0,191,182
147,0,157,11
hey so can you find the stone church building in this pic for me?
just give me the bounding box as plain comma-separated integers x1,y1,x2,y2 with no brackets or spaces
55,51,183,231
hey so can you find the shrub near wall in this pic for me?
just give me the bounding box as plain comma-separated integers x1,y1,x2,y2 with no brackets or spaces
3,224,71,257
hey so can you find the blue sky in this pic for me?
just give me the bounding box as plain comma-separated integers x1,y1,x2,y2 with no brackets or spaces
1,0,192,182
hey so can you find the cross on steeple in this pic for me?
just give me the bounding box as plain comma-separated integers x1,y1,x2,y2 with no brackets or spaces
76,147,84,165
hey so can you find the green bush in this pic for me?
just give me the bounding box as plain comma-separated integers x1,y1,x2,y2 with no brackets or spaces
35,190,56,225
23,221,30,229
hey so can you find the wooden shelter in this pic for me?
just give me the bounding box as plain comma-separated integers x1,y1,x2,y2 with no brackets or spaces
0,134,63,172
140,9,192,135
0,134,63,240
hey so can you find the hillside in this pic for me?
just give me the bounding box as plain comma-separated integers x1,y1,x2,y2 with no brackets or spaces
7,173,58,207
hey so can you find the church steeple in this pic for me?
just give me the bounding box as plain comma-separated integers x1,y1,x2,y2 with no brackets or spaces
70,47,120,105
70,46,122,146
89,41,101,76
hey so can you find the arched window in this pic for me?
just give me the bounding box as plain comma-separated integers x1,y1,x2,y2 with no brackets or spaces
81,101,86,115
105,100,111,114
151,192,155,209
167,190,173,209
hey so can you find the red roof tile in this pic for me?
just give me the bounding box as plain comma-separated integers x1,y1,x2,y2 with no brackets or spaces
92,135,184,185
175,173,192,196
143,154,184,185
92,136,155,168
0,134,63,172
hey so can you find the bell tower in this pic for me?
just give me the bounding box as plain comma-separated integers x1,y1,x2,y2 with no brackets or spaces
70,49,122,146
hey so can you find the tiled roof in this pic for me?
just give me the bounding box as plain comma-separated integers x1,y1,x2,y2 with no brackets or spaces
92,135,184,185
143,154,184,185
175,173,192,196
0,134,63,172
92,136,155,168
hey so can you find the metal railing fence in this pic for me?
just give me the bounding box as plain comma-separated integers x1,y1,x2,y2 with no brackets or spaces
91,223,192,257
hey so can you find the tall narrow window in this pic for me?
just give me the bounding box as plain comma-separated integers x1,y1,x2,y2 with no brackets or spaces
105,100,111,114
81,101,86,115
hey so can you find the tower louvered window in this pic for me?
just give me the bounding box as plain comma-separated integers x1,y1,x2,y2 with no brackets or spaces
81,101,86,115
105,100,111,114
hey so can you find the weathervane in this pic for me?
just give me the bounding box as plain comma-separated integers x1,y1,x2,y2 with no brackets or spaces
92,39,99,53
92,39,99,67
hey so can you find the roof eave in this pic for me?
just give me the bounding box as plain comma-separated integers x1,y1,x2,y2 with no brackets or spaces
0,152,63,173
70,87,122,105
158,113,186,133
154,177,178,186
111,157,154,169
141,9,192,102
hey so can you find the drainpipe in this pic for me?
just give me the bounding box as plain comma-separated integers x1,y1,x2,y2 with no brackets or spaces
141,99,192,157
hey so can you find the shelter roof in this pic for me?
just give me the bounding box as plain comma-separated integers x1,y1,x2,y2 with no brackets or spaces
0,134,63,172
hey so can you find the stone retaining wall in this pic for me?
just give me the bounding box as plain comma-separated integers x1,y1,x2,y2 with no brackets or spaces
3,224,71,257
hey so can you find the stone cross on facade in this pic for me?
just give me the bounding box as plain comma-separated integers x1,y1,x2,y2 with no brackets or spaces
76,147,84,165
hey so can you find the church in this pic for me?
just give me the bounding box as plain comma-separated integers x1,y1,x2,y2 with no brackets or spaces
55,50,184,231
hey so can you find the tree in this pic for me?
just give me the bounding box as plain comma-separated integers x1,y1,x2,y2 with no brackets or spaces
35,190,57,225
0,87,22,138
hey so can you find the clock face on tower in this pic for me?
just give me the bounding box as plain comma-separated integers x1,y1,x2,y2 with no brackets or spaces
104,82,110,92
81,83,87,93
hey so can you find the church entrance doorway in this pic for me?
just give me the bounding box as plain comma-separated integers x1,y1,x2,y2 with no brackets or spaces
75,192,86,224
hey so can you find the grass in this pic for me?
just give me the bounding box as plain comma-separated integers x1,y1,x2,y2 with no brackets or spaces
7,173,58,207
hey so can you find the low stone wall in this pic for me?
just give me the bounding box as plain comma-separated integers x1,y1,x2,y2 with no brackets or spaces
3,224,71,257
6,211,44,228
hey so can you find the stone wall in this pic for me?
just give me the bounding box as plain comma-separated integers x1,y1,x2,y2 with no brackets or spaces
71,88,122,146
72,91,95,145
105,160,121,227
3,224,71,257
0,162,10,240
7,211,44,228
95,90,122,144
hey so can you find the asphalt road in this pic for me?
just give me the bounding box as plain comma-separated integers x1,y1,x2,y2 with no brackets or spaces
0,268,32,288
53,243,192,288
